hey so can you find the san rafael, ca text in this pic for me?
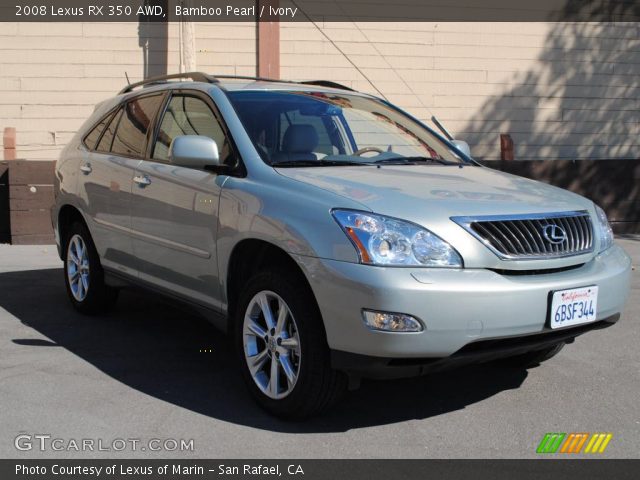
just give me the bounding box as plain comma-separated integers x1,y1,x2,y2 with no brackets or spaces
16,464,305,476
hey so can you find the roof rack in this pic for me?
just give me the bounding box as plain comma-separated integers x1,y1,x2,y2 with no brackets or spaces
214,74,286,83
298,80,354,91
214,75,354,91
118,72,354,95
118,72,218,95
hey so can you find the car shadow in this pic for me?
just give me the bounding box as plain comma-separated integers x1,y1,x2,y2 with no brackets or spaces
1,268,528,433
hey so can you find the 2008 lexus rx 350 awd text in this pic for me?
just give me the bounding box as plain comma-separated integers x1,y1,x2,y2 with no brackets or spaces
52,73,632,418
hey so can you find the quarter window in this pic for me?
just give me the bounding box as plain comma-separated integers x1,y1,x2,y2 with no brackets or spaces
96,108,122,153
153,95,232,165
84,110,115,150
111,95,163,157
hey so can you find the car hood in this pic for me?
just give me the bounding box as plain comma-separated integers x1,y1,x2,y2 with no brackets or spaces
276,164,597,269
276,164,592,219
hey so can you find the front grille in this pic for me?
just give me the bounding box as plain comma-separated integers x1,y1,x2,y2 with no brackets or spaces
452,211,594,260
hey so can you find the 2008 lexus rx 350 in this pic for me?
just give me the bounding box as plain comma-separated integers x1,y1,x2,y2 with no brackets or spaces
52,73,632,418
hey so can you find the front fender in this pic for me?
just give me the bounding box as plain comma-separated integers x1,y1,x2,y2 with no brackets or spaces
216,172,367,303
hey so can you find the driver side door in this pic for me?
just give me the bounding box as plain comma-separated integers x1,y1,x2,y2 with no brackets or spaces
129,91,234,310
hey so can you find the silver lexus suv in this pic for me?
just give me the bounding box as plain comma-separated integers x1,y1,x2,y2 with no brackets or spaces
52,73,632,418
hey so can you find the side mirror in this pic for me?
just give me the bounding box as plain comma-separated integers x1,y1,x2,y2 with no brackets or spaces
169,135,220,170
452,139,472,158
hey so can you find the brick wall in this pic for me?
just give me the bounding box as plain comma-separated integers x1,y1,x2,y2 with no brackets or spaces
281,22,640,161
0,21,256,160
1,20,638,162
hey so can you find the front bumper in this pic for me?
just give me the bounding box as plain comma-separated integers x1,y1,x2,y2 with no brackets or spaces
294,244,631,367
331,315,619,379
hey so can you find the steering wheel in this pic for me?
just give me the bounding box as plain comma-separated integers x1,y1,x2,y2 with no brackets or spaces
353,146,384,157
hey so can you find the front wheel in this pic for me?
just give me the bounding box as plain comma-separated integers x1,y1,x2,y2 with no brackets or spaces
235,270,346,419
63,222,118,314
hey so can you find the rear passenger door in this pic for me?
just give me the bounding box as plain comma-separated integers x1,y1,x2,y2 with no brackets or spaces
79,93,164,277
129,90,235,309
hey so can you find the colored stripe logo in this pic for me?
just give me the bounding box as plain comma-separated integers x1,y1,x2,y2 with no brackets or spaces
537,433,612,454
584,433,613,453
537,433,565,453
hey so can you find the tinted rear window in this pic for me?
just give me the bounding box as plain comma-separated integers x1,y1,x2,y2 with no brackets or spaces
96,108,122,153
111,95,163,157
84,110,115,150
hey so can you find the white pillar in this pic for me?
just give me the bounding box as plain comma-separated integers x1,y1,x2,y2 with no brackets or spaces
179,1,196,72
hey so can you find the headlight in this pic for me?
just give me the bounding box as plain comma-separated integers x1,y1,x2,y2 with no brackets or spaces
594,204,614,253
332,209,463,267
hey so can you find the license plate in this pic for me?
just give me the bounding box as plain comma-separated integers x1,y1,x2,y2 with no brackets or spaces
550,286,598,329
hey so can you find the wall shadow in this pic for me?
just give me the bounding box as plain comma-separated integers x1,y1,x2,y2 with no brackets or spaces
482,159,640,233
1,268,528,433
462,2,639,162
0,165,8,243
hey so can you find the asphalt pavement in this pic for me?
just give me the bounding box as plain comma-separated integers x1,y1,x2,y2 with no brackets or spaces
0,239,638,459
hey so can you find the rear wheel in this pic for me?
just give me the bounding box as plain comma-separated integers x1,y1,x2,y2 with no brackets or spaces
63,222,118,314
235,269,347,419
500,342,565,368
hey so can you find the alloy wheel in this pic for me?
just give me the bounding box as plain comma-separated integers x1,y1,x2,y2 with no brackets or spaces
67,234,90,302
242,290,301,399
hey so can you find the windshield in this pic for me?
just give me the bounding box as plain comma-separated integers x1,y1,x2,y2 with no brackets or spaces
226,90,466,167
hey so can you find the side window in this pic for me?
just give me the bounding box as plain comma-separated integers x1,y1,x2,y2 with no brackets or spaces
111,94,163,158
84,110,115,150
96,108,123,153
153,95,233,165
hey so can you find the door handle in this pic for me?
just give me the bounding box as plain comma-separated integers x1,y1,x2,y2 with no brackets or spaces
80,163,92,175
133,174,151,188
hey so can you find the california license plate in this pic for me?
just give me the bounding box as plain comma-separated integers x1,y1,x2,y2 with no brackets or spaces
550,286,598,329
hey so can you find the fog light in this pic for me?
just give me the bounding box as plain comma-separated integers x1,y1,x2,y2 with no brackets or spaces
362,310,424,332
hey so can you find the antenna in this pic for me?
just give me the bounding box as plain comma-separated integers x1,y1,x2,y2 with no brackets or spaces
124,72,131,86
293,0,445,134
335,4,438,123
289,0,387,101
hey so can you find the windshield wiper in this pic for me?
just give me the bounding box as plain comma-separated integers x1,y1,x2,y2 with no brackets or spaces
374,156,458,166
270,159,369,167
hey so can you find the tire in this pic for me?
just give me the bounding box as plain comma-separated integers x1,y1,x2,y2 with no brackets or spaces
500,342,565,368
63,221,118,314
235,269,347,419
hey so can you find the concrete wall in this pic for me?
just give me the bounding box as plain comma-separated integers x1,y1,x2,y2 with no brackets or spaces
1,21,639,161
281,22,640,160
0,21,256,160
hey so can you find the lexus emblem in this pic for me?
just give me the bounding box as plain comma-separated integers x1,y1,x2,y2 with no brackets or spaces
542,224,567,244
